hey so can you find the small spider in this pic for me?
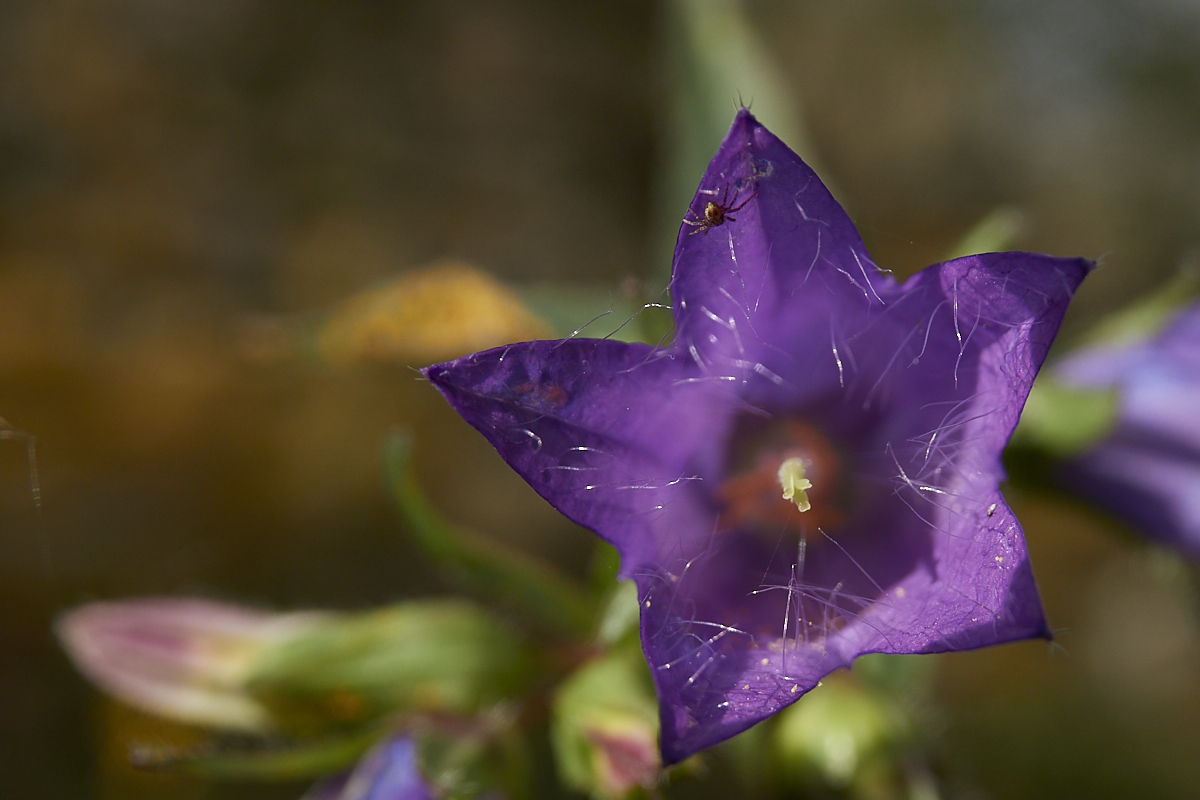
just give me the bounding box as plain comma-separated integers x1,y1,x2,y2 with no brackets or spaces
683,185,756,235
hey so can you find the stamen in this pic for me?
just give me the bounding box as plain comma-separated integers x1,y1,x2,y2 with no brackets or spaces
777,457,813,512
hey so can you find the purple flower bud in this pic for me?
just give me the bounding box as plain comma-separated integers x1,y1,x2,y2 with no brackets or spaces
425,111,1090,762
1056,303,1200,557
57,598,326,731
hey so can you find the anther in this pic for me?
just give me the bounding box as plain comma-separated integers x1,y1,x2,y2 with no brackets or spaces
777,457,813,512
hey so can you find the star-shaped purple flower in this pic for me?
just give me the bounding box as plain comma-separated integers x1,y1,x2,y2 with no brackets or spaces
425,111,1090,763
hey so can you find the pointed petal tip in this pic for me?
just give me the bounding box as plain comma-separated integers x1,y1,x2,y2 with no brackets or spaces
654,694,776,767
720,107,768,152
1067,255,1097,283
732,106,757,125
658,725,729,768
421,355,467,389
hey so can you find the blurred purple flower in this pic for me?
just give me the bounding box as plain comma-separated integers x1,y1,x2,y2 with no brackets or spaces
302,735,435,800
1056,303,1200,558
425,110,1089,763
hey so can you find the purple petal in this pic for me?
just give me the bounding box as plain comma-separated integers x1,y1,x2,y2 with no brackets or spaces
424,340,726,570
672,111,890,375
426,110,1089,763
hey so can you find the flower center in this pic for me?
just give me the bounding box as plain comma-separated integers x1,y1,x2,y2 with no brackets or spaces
715,420,846,536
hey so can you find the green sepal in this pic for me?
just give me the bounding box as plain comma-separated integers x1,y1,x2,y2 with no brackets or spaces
1014,264,1200,460
590,544,641,647
594,580,640,647
718,718,776,795
385,432,594,639
551,643,661,799
944,207,1026,260
517,283,671,345
1075,263,1200,349
244,601,532,736
1012,378,1120,458
850,653,935,698
589,541,622,595
773,672,913,795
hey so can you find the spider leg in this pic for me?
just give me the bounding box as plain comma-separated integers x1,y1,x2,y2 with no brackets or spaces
727,191,757,213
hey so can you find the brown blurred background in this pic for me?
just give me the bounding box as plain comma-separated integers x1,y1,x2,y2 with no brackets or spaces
2,1,1199,797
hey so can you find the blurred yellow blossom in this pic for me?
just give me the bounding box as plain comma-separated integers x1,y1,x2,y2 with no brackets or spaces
315,260,550,364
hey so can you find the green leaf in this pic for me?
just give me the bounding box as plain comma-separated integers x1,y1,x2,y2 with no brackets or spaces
384,431,595,639
129,728,380,781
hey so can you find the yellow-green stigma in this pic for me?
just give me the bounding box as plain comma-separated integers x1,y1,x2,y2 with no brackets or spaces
777,457,813,512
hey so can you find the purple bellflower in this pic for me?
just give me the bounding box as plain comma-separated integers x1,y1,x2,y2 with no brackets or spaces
1056,303,1200,558
425,111,1090,763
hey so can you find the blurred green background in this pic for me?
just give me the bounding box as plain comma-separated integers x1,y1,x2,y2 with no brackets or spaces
2,1,1200,797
